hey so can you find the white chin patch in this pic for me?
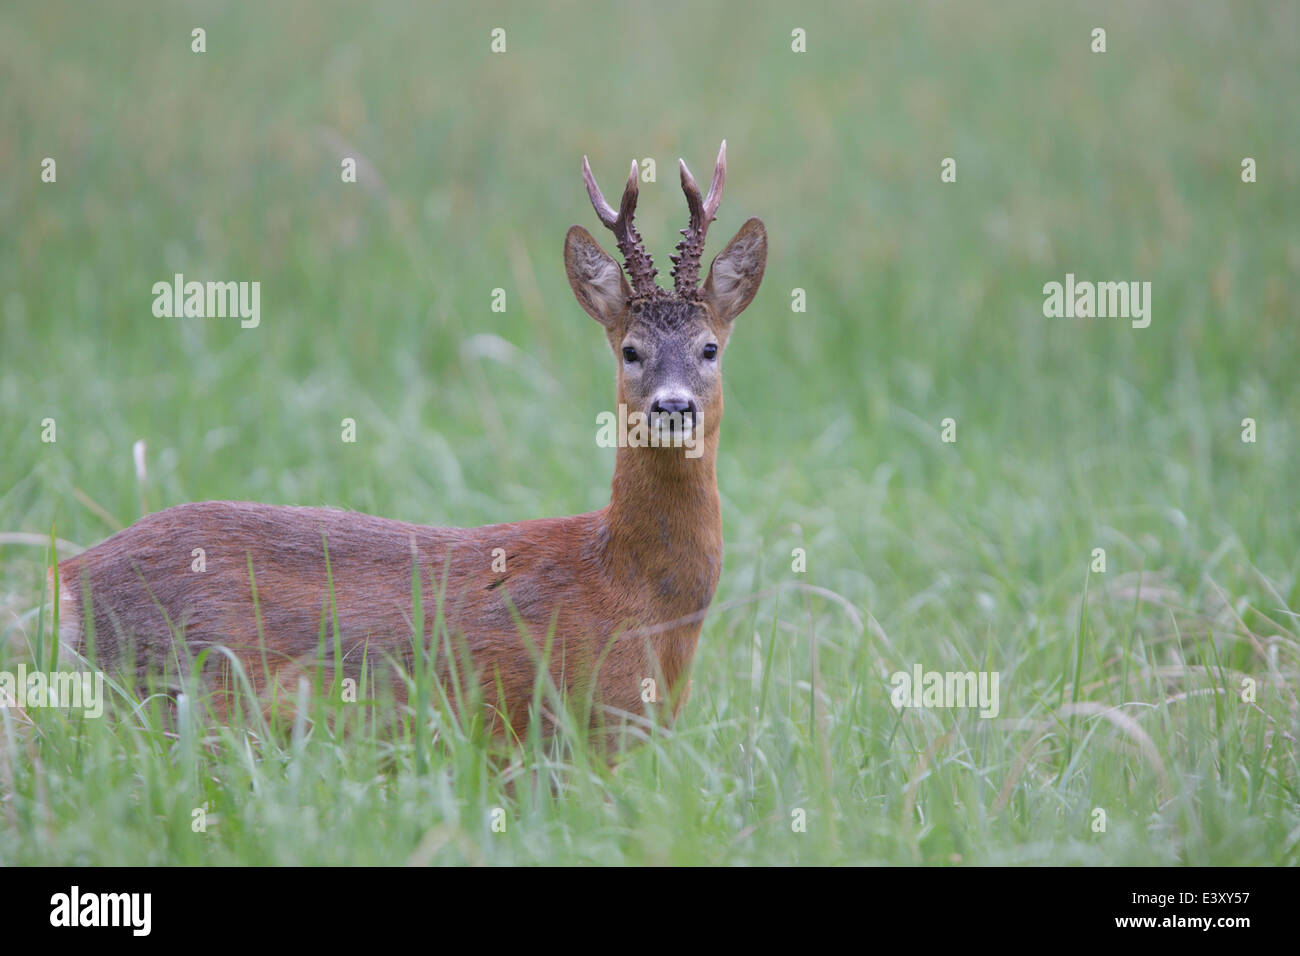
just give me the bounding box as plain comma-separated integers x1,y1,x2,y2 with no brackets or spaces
651,419,694,444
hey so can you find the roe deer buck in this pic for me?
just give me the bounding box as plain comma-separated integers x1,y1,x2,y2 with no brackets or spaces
51,141,767,745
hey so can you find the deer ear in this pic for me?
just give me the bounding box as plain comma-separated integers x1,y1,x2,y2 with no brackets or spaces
565,225,630,328
701,217,766,323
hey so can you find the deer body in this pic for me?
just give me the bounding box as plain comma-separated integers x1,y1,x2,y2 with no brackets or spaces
53,143,766,741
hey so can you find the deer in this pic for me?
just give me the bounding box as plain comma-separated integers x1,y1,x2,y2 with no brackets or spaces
49,141,767,748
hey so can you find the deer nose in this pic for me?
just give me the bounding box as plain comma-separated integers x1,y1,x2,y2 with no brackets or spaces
651,396,697,417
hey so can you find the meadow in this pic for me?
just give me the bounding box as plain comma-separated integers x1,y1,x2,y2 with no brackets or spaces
0,1,1297,865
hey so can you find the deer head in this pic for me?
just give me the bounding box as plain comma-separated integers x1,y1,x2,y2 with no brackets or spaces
565,141,767,449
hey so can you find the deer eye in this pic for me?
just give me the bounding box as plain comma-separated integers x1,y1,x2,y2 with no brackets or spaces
702,343,718,360
622,346,639,363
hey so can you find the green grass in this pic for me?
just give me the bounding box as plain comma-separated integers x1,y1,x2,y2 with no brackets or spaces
1,0,1298,865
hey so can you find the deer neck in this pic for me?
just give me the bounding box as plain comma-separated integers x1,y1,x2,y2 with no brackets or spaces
602,427,723,613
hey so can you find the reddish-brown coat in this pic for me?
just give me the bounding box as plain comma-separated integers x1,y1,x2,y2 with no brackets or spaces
54,146,766,745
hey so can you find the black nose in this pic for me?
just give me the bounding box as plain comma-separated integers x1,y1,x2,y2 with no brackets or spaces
650,398,702,424
652,397,697,417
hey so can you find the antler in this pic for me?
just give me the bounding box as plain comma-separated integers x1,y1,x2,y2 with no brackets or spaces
582,156,659,297
670,140,726,294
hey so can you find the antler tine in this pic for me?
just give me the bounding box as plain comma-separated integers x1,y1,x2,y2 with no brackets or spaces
581,156,659,296
702,139,726,220
671,140,727,293
581,155,618,226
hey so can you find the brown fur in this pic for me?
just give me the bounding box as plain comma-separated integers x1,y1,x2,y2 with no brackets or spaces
54,173,767,747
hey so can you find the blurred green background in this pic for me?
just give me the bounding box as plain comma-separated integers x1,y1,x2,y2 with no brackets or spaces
0,1,1297,865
